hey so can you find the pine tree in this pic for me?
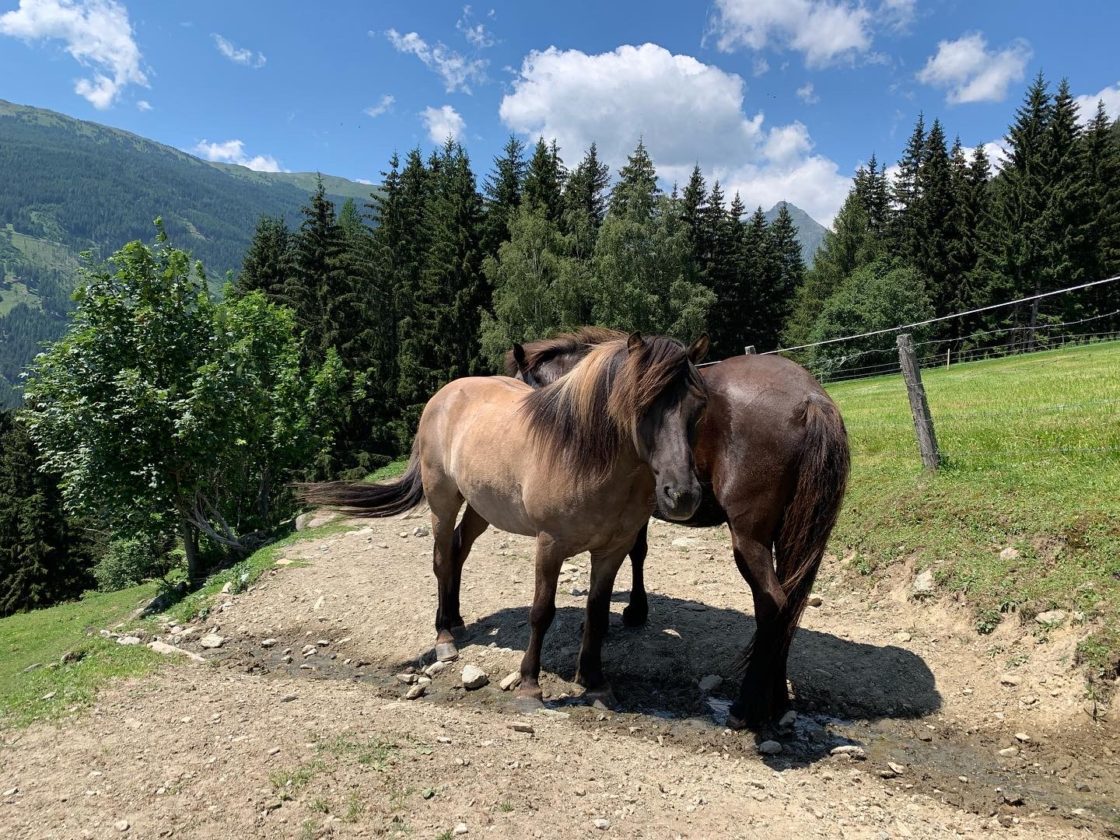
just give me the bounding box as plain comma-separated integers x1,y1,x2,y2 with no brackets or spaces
1080,101,1120,327
680,165,710,276
891,113,926,260
609,140,659,219
914,119,957,319
860,154,891,238
237,216,293,299
523,138,564,222
945,140,992,334
561,143,610,259
0,410,94,615
741,207,782,351
767,202,806,346
481,135,527,257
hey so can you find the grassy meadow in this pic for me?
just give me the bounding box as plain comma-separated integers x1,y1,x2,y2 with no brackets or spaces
826,340,1120,674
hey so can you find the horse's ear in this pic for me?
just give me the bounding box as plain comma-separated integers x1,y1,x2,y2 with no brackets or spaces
512,343,528,372
627,332,644,354
687,334,710,364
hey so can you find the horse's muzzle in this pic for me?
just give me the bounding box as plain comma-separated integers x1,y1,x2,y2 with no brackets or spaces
659,482,702,521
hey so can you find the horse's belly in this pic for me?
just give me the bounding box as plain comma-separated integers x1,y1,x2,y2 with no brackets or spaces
460,483,537,538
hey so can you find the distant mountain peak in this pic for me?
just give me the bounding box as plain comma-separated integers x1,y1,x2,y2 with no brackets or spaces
762,201,828,267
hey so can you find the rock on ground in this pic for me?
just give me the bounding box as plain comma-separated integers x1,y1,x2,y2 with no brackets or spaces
461,664,488,690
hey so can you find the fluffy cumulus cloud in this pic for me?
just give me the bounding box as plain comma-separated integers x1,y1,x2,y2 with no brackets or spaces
917,33,1031,104
1074,81,1120,123
193,139,282,173
0,0,147,109
364,94,395,118
498,43,850,224
421,105,465,143
708,0,871,68
384,28,486,93
212,33,265,68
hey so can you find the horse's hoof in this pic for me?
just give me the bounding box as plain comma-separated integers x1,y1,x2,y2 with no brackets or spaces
512,695,544,715
435,641,459,662
621,605,647,627
583,687,618,710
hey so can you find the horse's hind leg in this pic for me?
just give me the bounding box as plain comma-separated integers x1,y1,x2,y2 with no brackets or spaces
446,505,489,640
728,519,789,730
621,523,649,627
516,534,567,709
429,488,465,662
577,546,628,704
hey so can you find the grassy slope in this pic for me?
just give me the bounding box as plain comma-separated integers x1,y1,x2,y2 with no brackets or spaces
826,340,1120,672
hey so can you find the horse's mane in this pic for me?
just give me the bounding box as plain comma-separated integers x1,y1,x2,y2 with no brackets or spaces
502,326,625,381
520,335,703,479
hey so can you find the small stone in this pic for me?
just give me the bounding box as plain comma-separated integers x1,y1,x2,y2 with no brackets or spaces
425,660,450,677
199,634,224,649
116,635,142,646
808,593,824,608
413,525,430,537
1034,610,1066,627
3,787,18,796
500,671,522,691
911,570,934,596
593,818,610,830
301,644,317,657
570,586,588,597
887,761,906,775
279,694,297,703
396,672,418,685
757,740,783,755
406,684,426,700
998,746,1019,757
453,823,468,835
999,547,1020,562
316,639,330,647
461,664,488,690
147,641,206,664
220,581,233,594
830,745,866,760
999,674,1022,687
671,537,699,548
260,638,277,648
894,632,912,643
269,747,281,756
698,674,723,693
778,710,797,729
510,723,534,734
1014,732,1030,742
417,676,432,687
398,531,409,538
114,820,130,833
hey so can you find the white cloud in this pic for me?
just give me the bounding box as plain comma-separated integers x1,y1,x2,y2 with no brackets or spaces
751,57,769,77
796,82,819,104
193,139,283,172
364,94,395,118
212,33,265,68
879,0,916,31
421,105,465,144
977,140,1007,172
136,98,151,111
384,28,486,94
456,5,494,49
1074,81,1120,123
708,0,872,68
916,33,1031,104
0,0,147,109
498,43,850,224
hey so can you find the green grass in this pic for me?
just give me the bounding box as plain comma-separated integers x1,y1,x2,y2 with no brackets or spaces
368,457,410,482
826,340,1120,674
0,582,162,729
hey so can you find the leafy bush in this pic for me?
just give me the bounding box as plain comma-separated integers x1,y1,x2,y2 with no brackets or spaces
92,534,178,592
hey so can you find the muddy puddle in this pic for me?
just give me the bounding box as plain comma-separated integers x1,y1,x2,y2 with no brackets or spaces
211,634,1120,837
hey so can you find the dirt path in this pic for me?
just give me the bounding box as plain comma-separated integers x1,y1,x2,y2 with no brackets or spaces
2,513,1118,839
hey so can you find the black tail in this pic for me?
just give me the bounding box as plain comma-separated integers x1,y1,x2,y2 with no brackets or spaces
296,451,424,518
774,392,850,642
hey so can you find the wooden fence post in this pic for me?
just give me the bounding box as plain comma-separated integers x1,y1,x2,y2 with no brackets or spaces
744,345,757,355
896,333,941,470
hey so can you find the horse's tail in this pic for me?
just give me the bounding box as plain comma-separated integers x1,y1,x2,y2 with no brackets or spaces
774,392,850,645
296,448,425,518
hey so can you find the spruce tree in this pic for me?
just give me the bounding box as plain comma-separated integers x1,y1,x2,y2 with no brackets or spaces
609,140,659,219
768,202,806,346
914,119,957,320
1080,101,1120,326
481,135,527,256
237,216,293,299
891,113,926,260
680,165,710,277
523,138,564,222
741,207,782,351
561,143,610,260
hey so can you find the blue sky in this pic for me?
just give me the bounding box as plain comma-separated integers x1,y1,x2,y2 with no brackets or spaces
1,0,1118,224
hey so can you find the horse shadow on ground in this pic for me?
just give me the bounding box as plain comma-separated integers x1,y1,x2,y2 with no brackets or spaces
393,590,941,765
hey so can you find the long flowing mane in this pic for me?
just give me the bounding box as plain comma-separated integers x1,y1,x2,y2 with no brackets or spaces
520,335,704,479
503,326,625,384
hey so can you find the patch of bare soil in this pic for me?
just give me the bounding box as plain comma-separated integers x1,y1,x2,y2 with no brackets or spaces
2,512,1118,839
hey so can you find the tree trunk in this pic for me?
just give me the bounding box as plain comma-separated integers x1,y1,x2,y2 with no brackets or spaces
182,518,203,584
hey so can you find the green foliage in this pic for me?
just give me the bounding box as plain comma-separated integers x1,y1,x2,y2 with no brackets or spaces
0,410,96,614
92,532,176,592
809,259,933,373
24,227,343,581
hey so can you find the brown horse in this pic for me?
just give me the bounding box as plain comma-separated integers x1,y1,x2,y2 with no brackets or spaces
302,333,708,708
507,327,850,728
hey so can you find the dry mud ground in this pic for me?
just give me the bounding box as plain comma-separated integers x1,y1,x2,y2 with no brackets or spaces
2,512,1119,839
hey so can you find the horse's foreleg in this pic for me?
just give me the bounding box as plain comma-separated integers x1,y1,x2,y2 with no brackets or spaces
577,547,628,701
516,534,566,705
430,492,465,662
729,531,788,730
621,523,649,627
446,505,488,638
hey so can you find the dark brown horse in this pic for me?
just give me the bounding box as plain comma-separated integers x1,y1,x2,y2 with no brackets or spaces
507,327,850,729
303,333,708,709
